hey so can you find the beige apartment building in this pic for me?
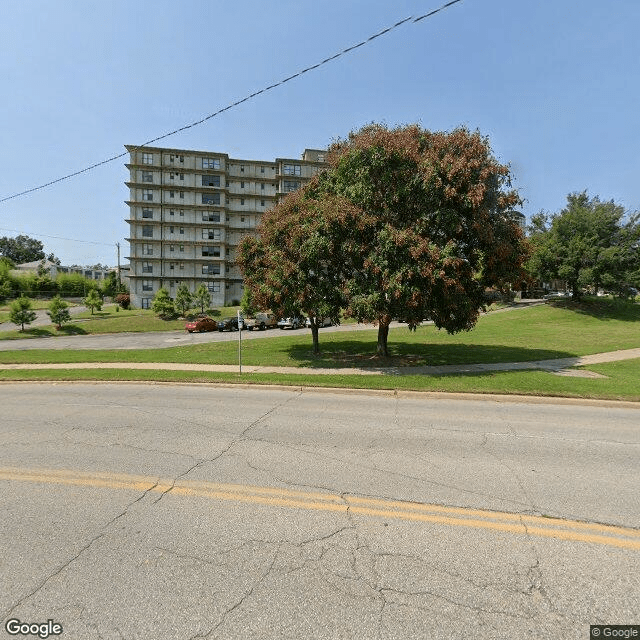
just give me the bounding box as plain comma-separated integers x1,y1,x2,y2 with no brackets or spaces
125,145,326,309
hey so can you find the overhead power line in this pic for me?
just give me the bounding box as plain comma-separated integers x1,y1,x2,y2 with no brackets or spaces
0,227,115,247
0,0,463,205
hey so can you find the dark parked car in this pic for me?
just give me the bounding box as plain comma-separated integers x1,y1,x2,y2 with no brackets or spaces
185,316,218,333
217,317,240,331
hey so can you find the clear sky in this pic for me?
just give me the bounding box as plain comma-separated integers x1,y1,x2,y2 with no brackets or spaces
0,0,638,267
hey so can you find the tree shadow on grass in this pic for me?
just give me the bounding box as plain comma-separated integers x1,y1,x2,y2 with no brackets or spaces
19,325,88,338
286,340,575,370
547,298,640,322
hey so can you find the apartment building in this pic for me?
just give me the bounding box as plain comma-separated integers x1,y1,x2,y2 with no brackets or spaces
125,145,326,309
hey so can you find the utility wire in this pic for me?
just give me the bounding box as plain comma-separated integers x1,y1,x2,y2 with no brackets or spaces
0,227,115,247
0,0,463,205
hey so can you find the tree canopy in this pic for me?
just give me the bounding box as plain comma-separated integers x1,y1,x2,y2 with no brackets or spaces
0,235,45,264
528,191,639,299
240,123,529,357
238,192,367,353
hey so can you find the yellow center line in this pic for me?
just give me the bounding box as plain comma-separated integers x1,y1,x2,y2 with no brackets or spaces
1,467,638,550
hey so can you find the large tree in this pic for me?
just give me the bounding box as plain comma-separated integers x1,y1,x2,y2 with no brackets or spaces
238,191,368,354
310,123,528,356
528,192,638,299
0,235,45,264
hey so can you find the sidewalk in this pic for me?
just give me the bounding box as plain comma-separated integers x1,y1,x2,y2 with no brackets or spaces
2,348,639,377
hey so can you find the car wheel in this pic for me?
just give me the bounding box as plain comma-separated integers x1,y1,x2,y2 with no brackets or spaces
260,322,266,330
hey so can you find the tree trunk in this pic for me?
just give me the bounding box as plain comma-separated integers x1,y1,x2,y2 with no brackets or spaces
376,321,390,357
311,321,320,355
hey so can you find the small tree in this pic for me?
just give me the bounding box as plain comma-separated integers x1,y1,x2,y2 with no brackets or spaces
47,295,72,329
10,296,37,331
193,283,211,313
174,283,193,317
83,289,103,315
151,287,176,319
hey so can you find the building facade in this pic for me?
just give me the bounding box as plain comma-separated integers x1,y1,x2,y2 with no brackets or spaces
125,145,326,309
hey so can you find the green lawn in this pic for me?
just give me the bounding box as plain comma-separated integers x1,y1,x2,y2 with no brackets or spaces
0,305,243,338
0,359,638,402
0,298,638,401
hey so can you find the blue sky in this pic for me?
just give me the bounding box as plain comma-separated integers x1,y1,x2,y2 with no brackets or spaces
0,0,638,266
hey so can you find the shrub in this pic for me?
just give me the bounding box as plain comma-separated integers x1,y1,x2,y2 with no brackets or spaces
115,293,130,309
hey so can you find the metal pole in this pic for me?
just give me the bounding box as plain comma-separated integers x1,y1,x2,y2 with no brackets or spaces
237,309,242,374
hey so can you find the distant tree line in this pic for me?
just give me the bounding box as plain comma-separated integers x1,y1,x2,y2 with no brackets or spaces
0,258,126,303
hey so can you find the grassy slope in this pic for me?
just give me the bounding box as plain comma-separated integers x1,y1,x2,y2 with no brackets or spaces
0,299,638,401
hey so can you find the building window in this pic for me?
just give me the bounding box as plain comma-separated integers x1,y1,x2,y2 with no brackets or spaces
179,245,184,252
169,210,175,216
202,246,221,257
142,171,153,183
169,173,176,180
202,212,221,222
170,245,175,252
283,164,301,176
202,175,221,187
202,193,220,205
206,281,220,293
180,262,184,269
142,244,153,255
261,183,265,190
179,191,184,199
180,210,184,217
142,153,153,165
179,156,184,163
261,200,265,207
202,229,221,240
169,191,175,198
169,226,174,234
260,167,265,174
142,189,153,201
202,264,221,275
141,298,151,309
240,165,245,173
142,280,153,292
142,262,153,274
240,198,245,205
202,157,220,169
142,226,153,238
317,154,325,163
240,181,245,189
142,208,153,219
170,263,175,270
283,180,300,192
179,173,184,181
180,227,184,234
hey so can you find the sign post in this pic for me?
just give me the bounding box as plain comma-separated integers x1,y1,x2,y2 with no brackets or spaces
237,310,243,374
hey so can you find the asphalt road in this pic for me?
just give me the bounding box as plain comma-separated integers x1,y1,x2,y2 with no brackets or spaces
1,383,638,639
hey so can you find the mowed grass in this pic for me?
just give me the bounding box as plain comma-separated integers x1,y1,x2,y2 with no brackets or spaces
0,305,243,338
0,298,638,401
0,359,638,402
0,298,637,367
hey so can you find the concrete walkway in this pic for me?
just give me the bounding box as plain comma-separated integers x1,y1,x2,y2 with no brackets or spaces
2,348,639,377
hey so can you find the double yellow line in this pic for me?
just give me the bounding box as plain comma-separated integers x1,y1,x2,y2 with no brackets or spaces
1,466,639,551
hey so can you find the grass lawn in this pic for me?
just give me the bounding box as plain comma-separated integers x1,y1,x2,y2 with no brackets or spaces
0,359,638,402
0,298,638,401
0,305,243,338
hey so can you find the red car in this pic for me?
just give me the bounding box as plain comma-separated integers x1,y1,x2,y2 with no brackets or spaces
185,316,218,332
